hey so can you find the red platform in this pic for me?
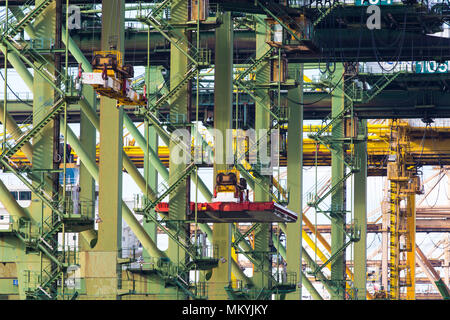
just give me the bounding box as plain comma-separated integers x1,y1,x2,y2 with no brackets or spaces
155,201,297,223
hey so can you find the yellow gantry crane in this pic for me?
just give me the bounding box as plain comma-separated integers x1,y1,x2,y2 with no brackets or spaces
386,120,422,300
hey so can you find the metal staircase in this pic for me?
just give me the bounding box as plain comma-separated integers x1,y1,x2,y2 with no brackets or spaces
137,0,211,116
0,0,54,39
235,47,275,84
311,224,360,278
135,162,197,214
0,98,65,160
257,0,309,44
137,0,209,68
147,65,198,112
232,47,290,204
230,225,296,300
304,70,365,297
155,258,208,299
312,2,340,27
0,0,85,300
350,71,403,103
307,76,361,216
1,34,78,100
15,213,78,300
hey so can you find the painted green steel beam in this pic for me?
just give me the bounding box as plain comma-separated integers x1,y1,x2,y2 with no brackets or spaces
63,122,166,259
354,119,367,300
252,15,271,293
0,44,34,90
330,63,346,300
286,63,303,300
61,26,92,72
208,11,234,300
78,80,98,249
165,0,189,300
63,11,253,288
0,178,29,219
143,122,158,254
9,5,37,39
78,98,157,201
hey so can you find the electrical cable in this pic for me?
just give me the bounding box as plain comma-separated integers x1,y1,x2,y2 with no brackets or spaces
429,237,448,250
424,170,442,209
416,123,429,167
0,71,33,107
370,9,407,73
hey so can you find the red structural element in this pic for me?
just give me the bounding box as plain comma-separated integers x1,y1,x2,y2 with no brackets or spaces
154,201,297,223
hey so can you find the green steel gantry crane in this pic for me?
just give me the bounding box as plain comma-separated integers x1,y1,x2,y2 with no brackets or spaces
0,0,449,301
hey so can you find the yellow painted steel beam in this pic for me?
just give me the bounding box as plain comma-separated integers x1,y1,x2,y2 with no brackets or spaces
5,132,450,170
4,121,450,169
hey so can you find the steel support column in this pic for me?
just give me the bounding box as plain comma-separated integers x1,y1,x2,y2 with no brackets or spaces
60,25,97,250
330,63,346,299
354,119,367,300
166,0,189,299
285,63,303,300
84,0,125,300
209,11,233,300
143,66,158,254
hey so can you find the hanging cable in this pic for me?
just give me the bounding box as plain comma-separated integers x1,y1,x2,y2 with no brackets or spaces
0,71,33,107
371,9,408,73
424,170,443,209
416,123,430,167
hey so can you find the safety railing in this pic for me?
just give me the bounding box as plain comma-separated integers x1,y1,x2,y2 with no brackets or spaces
272,270,297,290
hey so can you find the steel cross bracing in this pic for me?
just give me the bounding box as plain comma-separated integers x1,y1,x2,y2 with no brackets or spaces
230,225,296,298
0,98,65,161
9,211,80,299
135,162,197,214
307,107,358,218
134,0,212,191
307,69,402,214
132,1,223,298
0,0,54,39
304,67,363,298
0,0,88,299
232,47,290,204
